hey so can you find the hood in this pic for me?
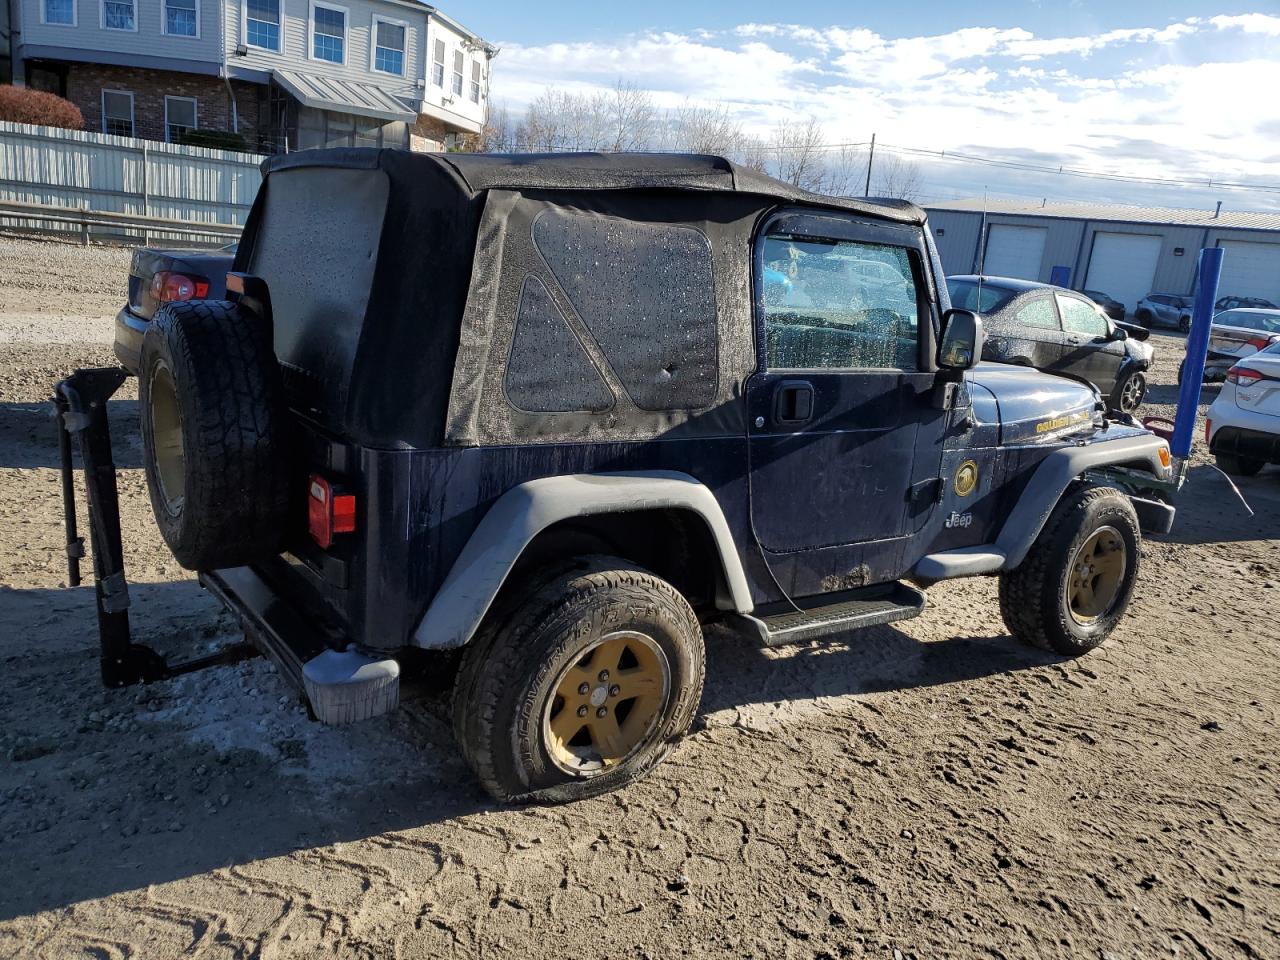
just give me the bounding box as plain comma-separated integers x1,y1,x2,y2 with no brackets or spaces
967,362,1102,444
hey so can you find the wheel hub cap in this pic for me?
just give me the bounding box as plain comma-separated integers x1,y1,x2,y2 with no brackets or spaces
1065,526,1126,624
542,630,670,776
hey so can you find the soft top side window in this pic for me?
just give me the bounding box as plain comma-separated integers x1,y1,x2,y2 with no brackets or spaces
759,231,921,371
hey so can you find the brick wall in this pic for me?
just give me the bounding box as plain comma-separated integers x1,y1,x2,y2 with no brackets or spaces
65,64,265,147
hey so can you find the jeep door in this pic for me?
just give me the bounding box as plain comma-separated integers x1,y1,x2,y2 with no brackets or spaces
746,210,948,592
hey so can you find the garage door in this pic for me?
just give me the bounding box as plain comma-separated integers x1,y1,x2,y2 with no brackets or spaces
1217,240,1280,304
982,224,1046,280
1084,232,1163,316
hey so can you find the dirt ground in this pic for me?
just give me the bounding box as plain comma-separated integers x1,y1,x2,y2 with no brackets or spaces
0,235,1276,959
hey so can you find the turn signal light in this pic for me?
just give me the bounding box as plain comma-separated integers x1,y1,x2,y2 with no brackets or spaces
308,474,357,549
150,271,210,303
1157,445,1171,469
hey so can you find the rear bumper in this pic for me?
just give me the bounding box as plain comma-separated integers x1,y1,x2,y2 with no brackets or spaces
199,563,330,694
113,305,148,374
1209,425,1280,464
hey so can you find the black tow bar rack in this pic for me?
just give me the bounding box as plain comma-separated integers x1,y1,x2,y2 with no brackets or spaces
54,367,258,688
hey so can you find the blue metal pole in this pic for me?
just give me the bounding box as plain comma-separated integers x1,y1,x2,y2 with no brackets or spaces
1170,247,1224,462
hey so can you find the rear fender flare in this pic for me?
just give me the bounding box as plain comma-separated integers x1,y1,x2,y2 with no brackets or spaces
410,471,752,650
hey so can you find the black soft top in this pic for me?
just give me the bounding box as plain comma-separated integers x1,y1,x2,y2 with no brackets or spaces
261,148,925,225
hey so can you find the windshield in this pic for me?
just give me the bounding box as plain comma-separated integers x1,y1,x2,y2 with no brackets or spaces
1217,310,1280,333
947,279,1016,313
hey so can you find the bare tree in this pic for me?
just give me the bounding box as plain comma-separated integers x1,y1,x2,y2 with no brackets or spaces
870,153,924,201
667,101,744,155
770,117,828,192
481,102,514,152
602,81,657,151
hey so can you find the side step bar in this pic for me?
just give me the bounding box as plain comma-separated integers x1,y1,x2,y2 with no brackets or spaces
733,581,927,648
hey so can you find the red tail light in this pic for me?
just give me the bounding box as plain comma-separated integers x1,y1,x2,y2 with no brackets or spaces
150,271,210,303
1246,336,1274,351
1226,365,1263,385
308,475,357,548
1204,419,1212,445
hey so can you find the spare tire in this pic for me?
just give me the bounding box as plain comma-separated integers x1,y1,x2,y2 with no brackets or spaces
139,300,289,570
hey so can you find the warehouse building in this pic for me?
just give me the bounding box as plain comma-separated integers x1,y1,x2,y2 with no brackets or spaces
925,199,1280,317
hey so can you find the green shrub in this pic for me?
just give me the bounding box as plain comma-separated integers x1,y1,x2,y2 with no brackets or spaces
176,129,251,152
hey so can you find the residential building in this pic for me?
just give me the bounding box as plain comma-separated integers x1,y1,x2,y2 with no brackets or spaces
8,0,494,151
927,198,1280,315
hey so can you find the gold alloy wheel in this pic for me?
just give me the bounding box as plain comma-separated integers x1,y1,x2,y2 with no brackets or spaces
148,363,186,515
1065,526,1126,624
542,630,671,776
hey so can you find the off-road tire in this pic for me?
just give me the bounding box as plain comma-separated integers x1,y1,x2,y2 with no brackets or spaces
1109,369,1147,413
452,556,705,804
1215,452,1264,477
139,300,289,570
999,485,1141,656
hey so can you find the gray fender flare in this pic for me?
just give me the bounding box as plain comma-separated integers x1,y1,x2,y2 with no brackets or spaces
913,432,1171,583
410,470,753,650
996,433,1171,569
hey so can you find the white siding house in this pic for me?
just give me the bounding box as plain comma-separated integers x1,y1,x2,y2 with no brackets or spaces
10,0,494,151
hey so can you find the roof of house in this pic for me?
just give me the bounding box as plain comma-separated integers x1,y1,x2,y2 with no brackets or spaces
924,198,1280,232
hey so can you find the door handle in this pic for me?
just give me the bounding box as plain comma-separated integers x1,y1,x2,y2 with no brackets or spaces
773,380,814,423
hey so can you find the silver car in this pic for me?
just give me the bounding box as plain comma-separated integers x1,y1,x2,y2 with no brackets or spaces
1179,308,1280,383
1135,293,1193,332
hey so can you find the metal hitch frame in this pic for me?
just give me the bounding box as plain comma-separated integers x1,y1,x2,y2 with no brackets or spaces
54,367,257,688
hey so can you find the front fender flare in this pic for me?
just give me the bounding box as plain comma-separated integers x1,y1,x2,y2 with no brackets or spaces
410,471,752,650
997,432,1171,570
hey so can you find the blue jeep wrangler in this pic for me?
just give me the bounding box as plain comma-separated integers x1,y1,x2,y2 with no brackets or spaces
79,151,1175,803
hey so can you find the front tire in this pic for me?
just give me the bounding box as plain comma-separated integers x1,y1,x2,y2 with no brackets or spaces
1215,452,1264,477
1135,309,1153,329
452,557,705,803
1179,315,1192,334
999,486,1141,656
1110,369,1147,413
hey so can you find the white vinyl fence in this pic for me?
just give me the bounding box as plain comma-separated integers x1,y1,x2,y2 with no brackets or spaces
0,120,264,246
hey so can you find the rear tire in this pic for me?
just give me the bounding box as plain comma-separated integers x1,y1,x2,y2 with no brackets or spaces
1215,452,1264,477
139,300,289,570
999,486,1141,657
452,557,705,803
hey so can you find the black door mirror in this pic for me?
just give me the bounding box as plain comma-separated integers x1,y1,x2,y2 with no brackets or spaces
1110,324,1128,341
938,309,984,370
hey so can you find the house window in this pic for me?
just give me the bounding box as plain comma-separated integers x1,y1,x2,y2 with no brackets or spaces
164,96,197,142
372,18,405,75
451,49,463,96
164,0,197,36
246,0,280,51
312,3,347,64
102,0,135,31
469,60,481,103
432,38,445,86
101,90,134,137
42,0,75,26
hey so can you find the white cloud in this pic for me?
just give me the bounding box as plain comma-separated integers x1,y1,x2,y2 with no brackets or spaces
489,15,1280,207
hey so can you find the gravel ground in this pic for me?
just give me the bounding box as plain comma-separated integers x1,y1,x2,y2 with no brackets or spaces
0,236,1276,959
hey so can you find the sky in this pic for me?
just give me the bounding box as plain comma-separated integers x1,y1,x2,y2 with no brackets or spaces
445,1,1280,211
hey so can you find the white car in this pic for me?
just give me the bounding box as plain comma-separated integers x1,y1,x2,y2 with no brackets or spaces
1206,340,1280,476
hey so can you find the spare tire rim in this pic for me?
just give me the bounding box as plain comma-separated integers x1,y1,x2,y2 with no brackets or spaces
148,362,186,516
1120,373,1145,411
541,630,671,777
1065,526,1126,624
